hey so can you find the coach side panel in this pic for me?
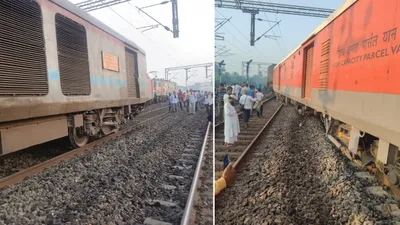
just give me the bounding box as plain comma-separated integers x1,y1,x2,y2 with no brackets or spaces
0,0,147,123
274,0,400,147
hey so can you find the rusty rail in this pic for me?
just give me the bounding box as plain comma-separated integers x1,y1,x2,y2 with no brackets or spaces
0,110,169,189
233,104,283,169
180,122,211,225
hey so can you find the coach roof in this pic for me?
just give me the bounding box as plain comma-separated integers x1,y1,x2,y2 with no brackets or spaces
50,0,146,55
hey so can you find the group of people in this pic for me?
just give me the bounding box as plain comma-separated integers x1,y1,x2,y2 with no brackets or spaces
166,89,213,116
214,82,265,196
216,82,264,122
222,83,265,147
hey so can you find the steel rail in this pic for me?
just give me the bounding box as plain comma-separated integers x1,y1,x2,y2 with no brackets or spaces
142,105,169,114
233,103,283,169
0,110,170,189
215,95,276,128
180,121,211,225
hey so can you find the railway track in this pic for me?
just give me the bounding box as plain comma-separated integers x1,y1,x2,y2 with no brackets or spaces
214,96,283,178
182,122,213,225
0,104,170,189
142,122,212,225
215,105,400,224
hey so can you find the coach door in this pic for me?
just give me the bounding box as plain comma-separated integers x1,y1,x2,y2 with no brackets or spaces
302,44,314,99
125,49,140,98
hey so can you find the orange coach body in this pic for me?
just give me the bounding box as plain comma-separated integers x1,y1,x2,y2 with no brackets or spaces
273,0,400,149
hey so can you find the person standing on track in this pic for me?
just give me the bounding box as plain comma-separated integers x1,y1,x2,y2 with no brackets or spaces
248,85,255,98
185,91,190,112
224,96,240,147
239,89,257,128
223,86,233,104
255,89,264,117
189,89,197,115
216,83,226,122
241,83,249,96
195,90,199,112
167,92,171,112
178,89,184,111
248,85,256,115
234,83,241,100
208,92,213,116
169,91,178,113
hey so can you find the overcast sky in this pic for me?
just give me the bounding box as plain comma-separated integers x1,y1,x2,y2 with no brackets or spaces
70,0,214,87
215,0,345,75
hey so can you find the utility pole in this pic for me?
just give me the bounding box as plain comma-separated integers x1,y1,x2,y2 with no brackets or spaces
185,68,189,90
215,0,335,46
218,60,225,84
243,10,259,46
246,60,252,84
171,0,179,38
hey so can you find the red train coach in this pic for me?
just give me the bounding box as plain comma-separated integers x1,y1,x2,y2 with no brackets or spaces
273,0,400,191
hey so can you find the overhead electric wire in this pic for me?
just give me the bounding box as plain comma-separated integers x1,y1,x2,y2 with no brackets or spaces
106,3,184,68
216,9,268,60
216,9,266,62
214,24,257,59
260,0,286,56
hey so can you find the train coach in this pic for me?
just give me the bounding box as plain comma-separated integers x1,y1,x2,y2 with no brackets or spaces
273,0,400,191
153,78,178,96
0,0,152,155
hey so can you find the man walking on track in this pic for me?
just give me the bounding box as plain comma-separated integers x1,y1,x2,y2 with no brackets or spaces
239,89,257,128
255,89,264,117
224,96,240,147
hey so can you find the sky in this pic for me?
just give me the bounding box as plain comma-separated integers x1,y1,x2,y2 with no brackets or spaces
69,0,214,87
215,0,345,75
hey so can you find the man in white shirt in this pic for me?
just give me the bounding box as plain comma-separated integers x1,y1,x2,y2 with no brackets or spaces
241,83,249,96
189,89,197,115
169,91,179,113
255,89,264,117
223,87,233,104
239,89,257,128
224,96,240,147
234,83,241,100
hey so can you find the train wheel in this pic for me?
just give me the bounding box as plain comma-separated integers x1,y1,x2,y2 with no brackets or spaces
68,126,89,148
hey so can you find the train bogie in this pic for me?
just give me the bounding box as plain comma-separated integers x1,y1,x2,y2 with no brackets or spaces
273,0,400,191
0,0,151,155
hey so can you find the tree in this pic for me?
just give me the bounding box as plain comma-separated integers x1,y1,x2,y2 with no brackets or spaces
215,71,267,89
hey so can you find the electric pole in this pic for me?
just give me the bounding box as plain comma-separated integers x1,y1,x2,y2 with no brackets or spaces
246,59,252,84
218,60,225,84
185,68,189,90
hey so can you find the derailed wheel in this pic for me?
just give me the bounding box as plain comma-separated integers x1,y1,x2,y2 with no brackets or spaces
68,126,89,148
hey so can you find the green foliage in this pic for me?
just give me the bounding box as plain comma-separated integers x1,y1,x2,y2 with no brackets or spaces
215,71,266,88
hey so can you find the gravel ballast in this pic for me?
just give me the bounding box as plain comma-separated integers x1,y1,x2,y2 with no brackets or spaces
0,103,168,179
0,109,208,225
215,105,399,225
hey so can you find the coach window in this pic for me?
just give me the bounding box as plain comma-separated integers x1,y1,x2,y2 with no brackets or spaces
55,13,91,96
0,1,48,96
